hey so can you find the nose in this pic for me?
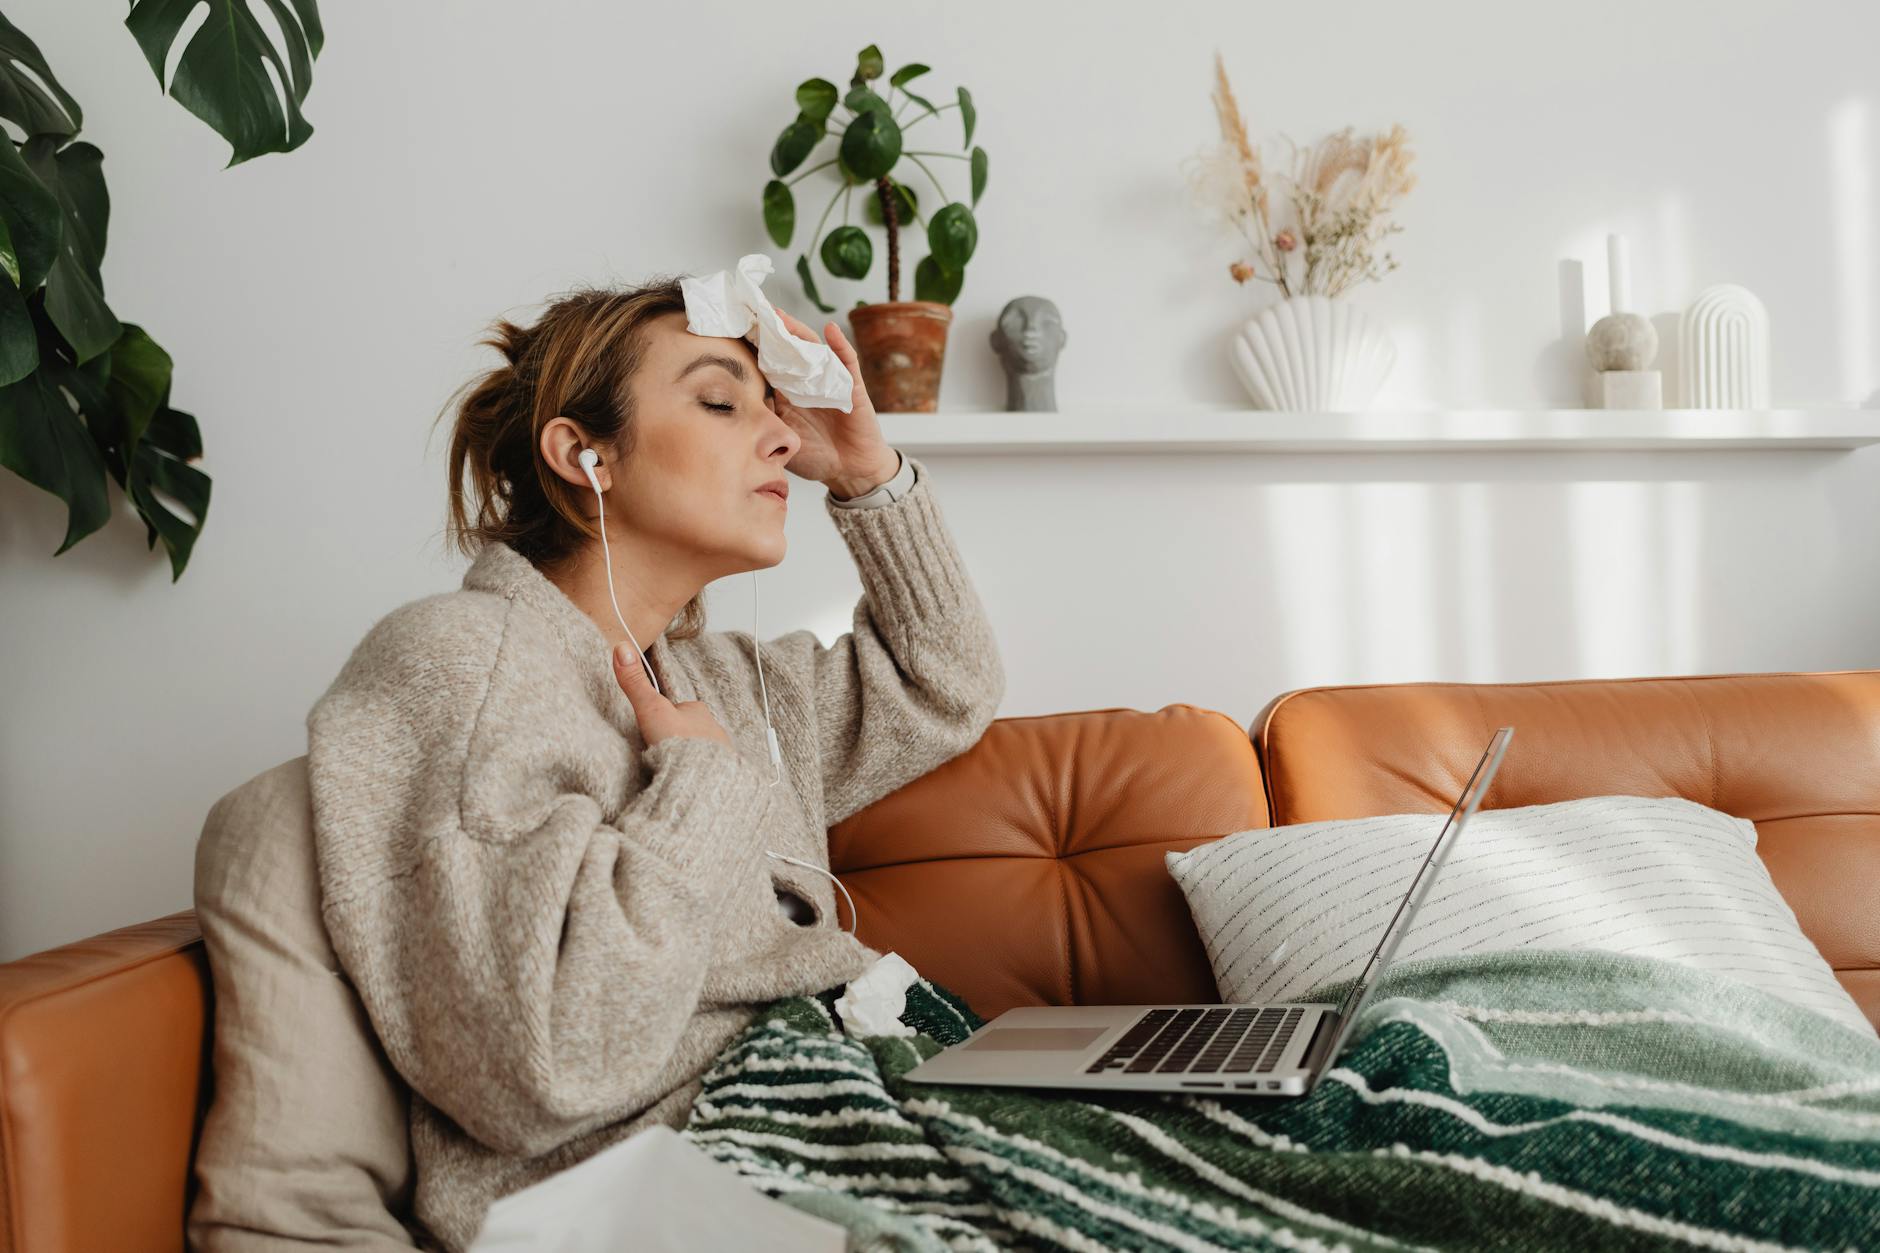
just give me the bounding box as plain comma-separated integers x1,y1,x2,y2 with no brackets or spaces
768,407,801,459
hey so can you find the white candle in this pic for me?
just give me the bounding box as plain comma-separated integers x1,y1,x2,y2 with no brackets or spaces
1607,233,1632,314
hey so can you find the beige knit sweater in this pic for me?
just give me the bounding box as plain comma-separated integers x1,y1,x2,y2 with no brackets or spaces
306,454,1003,1252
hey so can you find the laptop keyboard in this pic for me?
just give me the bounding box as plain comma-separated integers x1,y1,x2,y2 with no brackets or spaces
1083,1006,1304,1075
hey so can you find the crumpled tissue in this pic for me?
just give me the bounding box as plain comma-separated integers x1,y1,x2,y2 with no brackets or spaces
679,253,854,413
832,951,921,1038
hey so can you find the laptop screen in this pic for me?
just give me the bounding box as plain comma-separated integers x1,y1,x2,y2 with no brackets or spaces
1314,726,1514,1074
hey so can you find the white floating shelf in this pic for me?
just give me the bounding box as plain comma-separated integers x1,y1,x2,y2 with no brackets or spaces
873,407,1880,454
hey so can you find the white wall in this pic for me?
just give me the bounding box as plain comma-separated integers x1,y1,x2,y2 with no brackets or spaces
3,0,1877,961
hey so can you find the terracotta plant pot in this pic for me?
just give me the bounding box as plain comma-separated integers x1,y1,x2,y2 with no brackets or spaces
846,301,953,413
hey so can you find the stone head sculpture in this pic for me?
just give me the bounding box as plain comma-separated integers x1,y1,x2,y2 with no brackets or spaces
990,295,1067,411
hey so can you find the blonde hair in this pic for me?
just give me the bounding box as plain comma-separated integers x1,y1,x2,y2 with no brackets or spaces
436,277,706,640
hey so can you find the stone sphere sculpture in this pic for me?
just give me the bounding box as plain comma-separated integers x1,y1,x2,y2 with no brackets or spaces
1585,312,1658,371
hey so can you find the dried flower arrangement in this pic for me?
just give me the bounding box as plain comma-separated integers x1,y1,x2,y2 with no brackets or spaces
1183,51,1418,300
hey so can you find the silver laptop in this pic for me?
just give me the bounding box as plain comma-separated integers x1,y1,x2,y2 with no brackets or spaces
905,726,1514,1098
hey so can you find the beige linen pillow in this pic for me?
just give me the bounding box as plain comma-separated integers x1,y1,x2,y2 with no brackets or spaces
189,755,419,1249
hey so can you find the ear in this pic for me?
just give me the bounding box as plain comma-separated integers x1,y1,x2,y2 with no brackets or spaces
542,416,605,490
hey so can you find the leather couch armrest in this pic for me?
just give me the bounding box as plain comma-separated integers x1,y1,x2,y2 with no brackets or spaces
0,910,210,1253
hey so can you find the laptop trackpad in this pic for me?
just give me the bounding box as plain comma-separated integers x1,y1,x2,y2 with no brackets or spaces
964,1027,1107,1051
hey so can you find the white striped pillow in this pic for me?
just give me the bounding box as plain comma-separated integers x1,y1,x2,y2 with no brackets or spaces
1164,795,1875,1037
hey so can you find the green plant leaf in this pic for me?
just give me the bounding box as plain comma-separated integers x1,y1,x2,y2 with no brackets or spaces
0,364,111,553
42,325,211,577
820,225,872,280
795,77,838,123
889,64,935,115
0,137,62,291
863,179,917,228
796,253,834,314
35,329,118,471
145,383,202,459
769,113,823,178
839,109,901,182
0,12,82,138
843,85,891,118
902,86,940,117
127,402,210,580
927,202,977,272
21,137,118,363
970,146,987,206
0,274,36,385
762,179,794,248
102,322,171,457
958,86,976,149
897,86,939,120
852,44,883,85
913,254,962,304
124,0,324,168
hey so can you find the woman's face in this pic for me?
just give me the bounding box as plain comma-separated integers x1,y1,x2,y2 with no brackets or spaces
607,311,802,579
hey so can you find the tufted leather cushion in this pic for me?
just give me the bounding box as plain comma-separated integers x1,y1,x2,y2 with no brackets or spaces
829,704,1269,1016
1253,669,1880,1028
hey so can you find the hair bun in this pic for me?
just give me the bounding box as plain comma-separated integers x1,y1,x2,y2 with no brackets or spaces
486,318,533,369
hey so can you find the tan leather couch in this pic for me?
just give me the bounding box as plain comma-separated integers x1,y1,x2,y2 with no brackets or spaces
4,669,1877,1252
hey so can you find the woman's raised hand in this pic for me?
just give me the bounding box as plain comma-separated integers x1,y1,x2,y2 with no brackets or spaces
765,304,899,497
612,641,731,749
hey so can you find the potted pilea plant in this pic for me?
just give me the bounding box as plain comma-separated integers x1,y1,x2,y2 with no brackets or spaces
760,44,987,413
0,1,324,580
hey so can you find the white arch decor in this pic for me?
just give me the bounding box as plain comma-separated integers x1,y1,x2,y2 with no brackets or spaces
1678,283,1770,408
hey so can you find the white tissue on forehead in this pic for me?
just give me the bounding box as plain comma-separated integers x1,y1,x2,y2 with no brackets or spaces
678,253,854,413
832,950,921,1038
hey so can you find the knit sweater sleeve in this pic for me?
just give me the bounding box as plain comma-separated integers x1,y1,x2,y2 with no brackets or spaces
307,595,778,1159
759,454,1005,826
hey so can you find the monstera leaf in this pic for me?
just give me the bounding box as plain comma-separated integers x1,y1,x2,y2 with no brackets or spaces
125,0,325,167
21,137,118,365
0,12,81,139
0,2,321,576
1,319,212,575
0,359,111,552
102,330,210,578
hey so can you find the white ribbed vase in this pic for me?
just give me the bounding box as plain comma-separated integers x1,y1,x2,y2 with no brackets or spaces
1229,294,1396,411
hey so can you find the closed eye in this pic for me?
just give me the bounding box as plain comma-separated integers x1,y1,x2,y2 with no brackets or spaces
701,401,736,413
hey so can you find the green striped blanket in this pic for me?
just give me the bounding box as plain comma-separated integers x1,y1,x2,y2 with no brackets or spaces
680,949,1880,1252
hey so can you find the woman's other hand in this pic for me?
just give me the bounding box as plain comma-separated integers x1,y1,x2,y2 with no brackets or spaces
612,641,732,748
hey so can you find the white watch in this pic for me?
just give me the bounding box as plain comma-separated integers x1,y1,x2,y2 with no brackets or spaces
827,450,913,509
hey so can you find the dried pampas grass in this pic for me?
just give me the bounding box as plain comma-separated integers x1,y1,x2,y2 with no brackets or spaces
1181,52,1417,299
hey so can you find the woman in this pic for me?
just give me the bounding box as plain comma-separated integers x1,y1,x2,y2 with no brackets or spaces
305,276,1005,1252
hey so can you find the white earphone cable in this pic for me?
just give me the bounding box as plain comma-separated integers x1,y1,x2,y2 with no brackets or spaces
764,851,859,935
751,569,782,786
582,451,660,697
580,448,855,935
